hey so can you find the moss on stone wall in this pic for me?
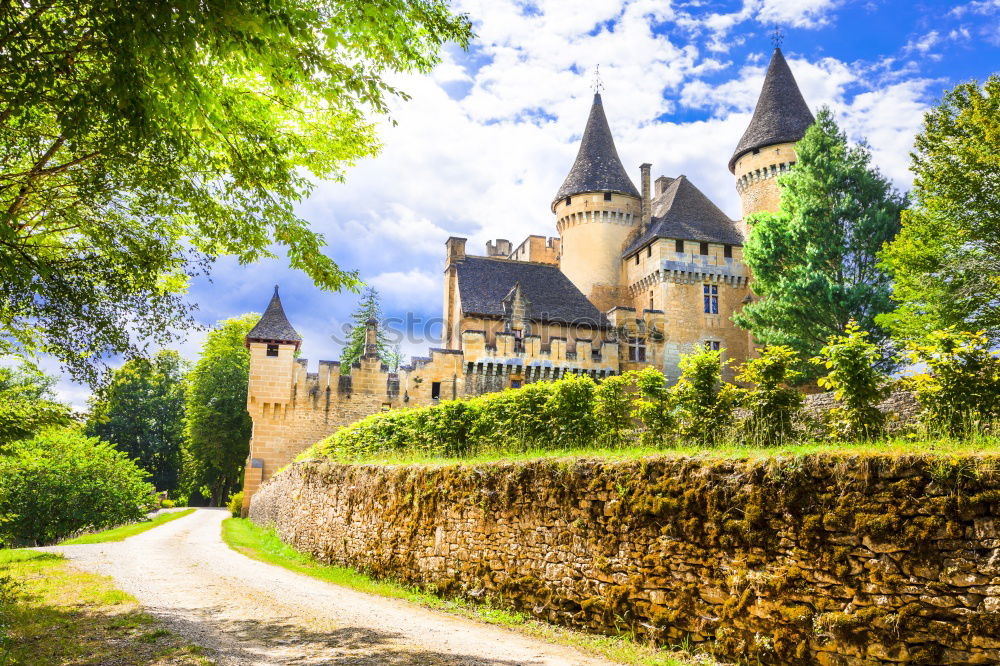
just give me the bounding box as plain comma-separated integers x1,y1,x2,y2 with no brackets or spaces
250,453,1000,665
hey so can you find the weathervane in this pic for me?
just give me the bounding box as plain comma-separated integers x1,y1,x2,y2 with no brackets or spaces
770,25,784,49
592,64,605,94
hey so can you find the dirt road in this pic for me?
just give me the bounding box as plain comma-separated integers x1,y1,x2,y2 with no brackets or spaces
44,508,610,665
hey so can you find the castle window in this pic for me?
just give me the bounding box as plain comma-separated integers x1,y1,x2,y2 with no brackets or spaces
752,148,760,155
565,196,572,206
724,244,732,258
704,284,719,314
675,239,684,253
510,379,523,389
700,242,709,255
603,192,612,201
647,245,652,258
705,340,721,352
649,290,654,310
431,382,441,400
635,254,639,265
266,344,279,357
627,337,646,362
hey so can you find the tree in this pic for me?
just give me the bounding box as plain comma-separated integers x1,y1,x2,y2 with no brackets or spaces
734,108,907,378
735,346,803,446
0,1,473,383
0,363,72,445
183,315,257,506
85,351,188,492
878,77,1000,341
0,430,156,546
671,346,736,443
338,287,395,372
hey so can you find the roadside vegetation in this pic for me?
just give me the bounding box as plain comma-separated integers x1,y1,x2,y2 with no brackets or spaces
61,509,197,546
222,517,718,666
302,325,1000,464
0,549,212,665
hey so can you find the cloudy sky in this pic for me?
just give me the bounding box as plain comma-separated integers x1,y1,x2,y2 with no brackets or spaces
49,0,1000,407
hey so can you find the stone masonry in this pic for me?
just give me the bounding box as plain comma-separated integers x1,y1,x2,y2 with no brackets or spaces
251,454,1000,665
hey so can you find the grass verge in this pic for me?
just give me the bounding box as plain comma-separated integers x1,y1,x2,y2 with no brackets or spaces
311,434,1000,467
61,508,197,545
0,548,212,665
221,517,720,666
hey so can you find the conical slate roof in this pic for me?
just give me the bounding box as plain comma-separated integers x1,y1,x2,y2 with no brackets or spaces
728,48,814,173
246,285,302,345
552,93,639,211
623,175,743,256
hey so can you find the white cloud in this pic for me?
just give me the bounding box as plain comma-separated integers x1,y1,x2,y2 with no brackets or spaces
949,1,1000,17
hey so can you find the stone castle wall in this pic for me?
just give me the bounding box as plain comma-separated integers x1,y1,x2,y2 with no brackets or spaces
250,454,1000,665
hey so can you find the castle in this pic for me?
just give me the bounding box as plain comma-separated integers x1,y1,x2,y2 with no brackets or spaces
240,48,815,510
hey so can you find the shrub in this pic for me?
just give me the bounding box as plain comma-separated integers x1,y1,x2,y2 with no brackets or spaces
736,346,803,446
672,346,736,443
904,328,1000,435
812,321,890,440
593,374,634,448
227,491,244,518
0,564,20,664
543,373,597,449
0,430,156,545
631,367,676,446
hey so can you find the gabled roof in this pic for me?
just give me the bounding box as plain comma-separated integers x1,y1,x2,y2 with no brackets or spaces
456,256,607,327
246,286,302,345
728,48,815,173
552,93,639,210
623,176,743,256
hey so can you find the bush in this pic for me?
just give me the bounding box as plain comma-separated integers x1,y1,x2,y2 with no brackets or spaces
0,430,156,545
593,374,634,448
631,367,676,446
227,491,244,518
672,346,736,443
736,346,803,446
544,374,596,449
904,328,1000,435
812,321,890,440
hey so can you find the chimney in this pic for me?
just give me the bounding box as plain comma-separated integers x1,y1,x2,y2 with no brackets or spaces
445,236,467,267
640,163,652,230
363,317,379,358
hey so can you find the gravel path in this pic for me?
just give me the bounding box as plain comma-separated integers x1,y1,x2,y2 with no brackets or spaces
42,508,611,665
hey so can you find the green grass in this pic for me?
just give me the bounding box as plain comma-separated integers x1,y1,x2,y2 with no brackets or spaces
60,508,196,545
307,433,1000,467
0,549,212,665
221,517,719,666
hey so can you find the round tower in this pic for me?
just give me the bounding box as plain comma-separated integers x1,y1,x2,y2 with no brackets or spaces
553,93,641,312
729,47,814,233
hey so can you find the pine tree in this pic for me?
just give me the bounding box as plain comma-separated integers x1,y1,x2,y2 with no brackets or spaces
338,288,394,373
733,108,906,379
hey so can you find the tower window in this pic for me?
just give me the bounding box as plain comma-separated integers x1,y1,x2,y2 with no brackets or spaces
752,148,760,155
628,337,646,362
704,284,719,314
635,254,639,265
675,239,684,253
266,344,279,357
724,244,732,258
565,196,572,206
431,382,441,400
603,192,612,201
700,242,709,255
647,245,652,258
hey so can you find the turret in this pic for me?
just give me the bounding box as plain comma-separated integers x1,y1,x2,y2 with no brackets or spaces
245,285,301,410
553,93,641,312
730,47,814,231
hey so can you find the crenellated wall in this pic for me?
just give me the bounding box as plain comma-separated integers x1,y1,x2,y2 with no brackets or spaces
250,454,1000,665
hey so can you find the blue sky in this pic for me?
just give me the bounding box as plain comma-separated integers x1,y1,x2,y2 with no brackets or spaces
49,0,1000,406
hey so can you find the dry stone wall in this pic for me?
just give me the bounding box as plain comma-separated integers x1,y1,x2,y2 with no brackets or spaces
250,454,1000,665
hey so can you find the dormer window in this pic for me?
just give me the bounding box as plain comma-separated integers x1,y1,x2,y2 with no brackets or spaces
603,192,612,201
266,344,279,357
